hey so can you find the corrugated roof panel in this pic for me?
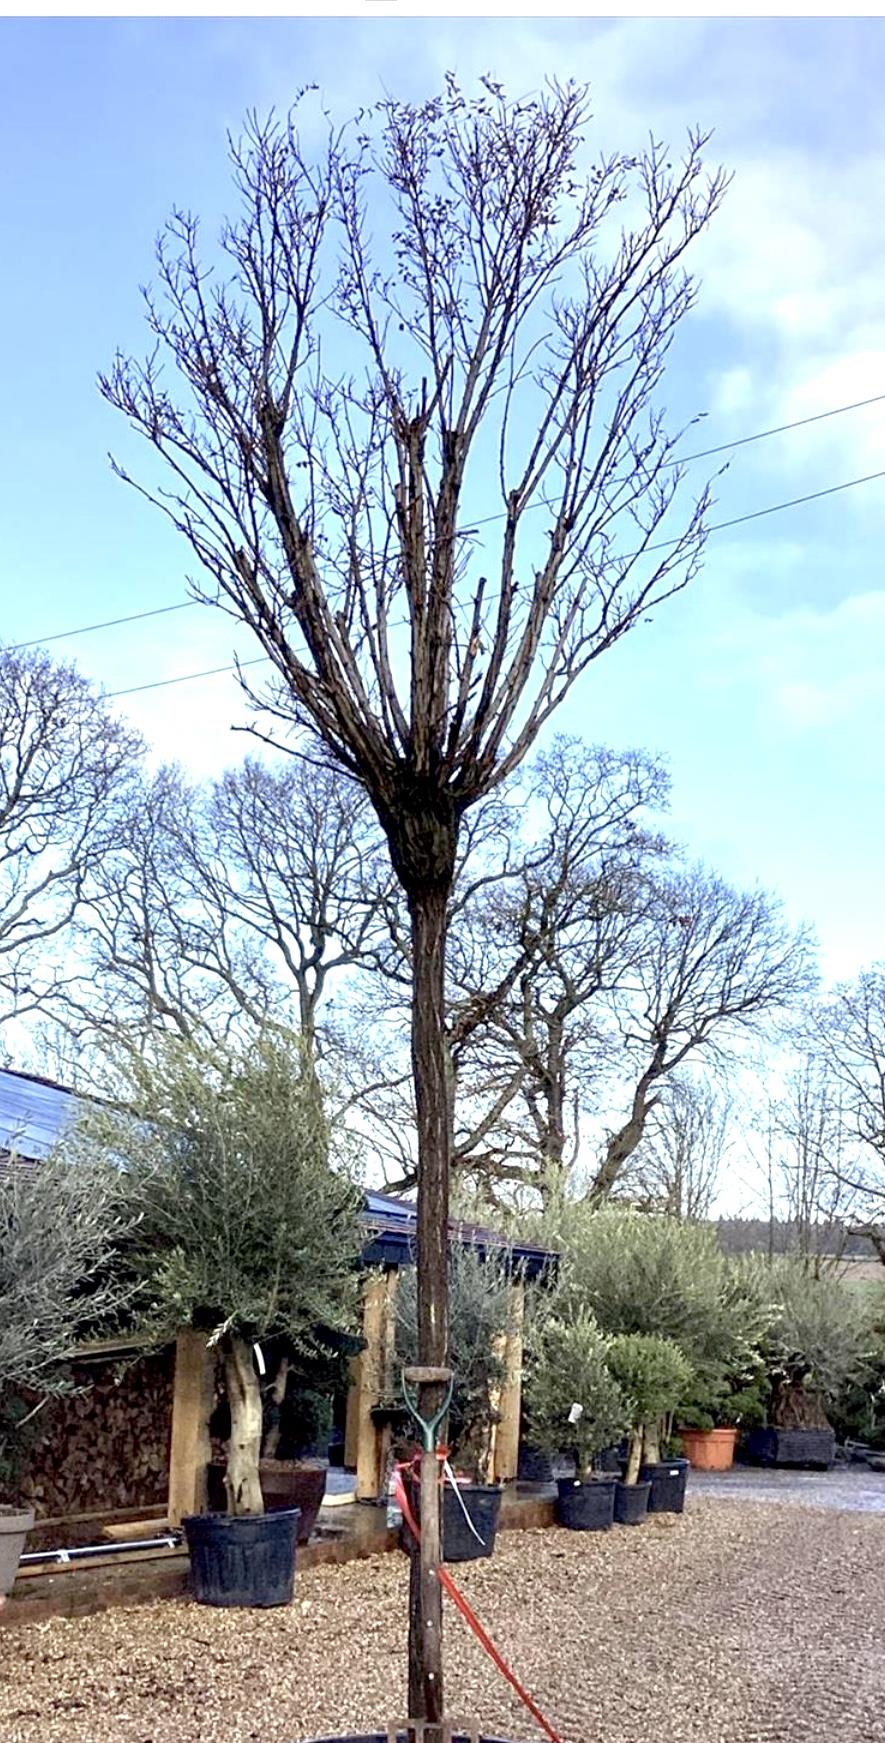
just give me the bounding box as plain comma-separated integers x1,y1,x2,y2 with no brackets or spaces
0,1069,78,1161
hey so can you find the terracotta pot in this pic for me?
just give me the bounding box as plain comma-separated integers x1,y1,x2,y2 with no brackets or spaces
679,1427,738,1471
206,1459,327,1542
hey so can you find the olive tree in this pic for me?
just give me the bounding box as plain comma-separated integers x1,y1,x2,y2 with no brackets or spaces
71,1034,363,1514
0,1151,135,1492
102,77,725,1727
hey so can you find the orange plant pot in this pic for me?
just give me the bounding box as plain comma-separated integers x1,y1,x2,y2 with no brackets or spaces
678,1426,738,1471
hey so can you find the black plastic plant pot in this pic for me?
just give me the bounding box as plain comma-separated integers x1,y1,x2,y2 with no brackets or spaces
745,1427,836,1470
555,1475,617,1532
613,1479,651,1526
442,1482,502,1562
183,1507,300,1607
517,1443,555,1482
597,1441,628,1474
640,1458,690,1514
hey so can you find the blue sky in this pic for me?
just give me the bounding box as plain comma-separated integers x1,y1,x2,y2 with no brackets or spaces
2,16,884,986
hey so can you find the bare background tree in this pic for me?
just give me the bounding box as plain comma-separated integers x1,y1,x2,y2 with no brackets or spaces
57,755,392,1082
767,1058,857,1273
0,647,140,1042
812,969,885,1262
447,737,669,1203
625,1073,730,1219
588,869,815,1202
102,78,727,1728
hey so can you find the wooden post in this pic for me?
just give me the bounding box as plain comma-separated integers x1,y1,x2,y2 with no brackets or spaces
494,1278,525,1484
167,1328,213,1526
343,1352,361,1470
354,1271,391,1501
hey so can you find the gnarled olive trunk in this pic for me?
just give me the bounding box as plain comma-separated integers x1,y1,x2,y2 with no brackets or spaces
770,1372,829,1431
642,1420,661,1466
223,1334,264,1517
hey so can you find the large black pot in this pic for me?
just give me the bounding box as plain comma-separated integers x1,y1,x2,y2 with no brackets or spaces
640,1458,689,1514
613,1479,651,1526
745,1427,836,1470
183,1507,299,1607
555,1475,616,1532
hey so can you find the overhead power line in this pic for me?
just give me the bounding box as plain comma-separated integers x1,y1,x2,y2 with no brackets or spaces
105,462,885,702
9,388,885,656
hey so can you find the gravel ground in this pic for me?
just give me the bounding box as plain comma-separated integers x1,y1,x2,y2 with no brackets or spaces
2,1497,884,1743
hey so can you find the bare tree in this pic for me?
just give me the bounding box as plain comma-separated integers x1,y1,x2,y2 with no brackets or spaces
626,1073,730,1219
61,756,392,1084
768,1058,857,1273
589,868,815,1201
102,79,725,1728
447,737,669,1202
813,969,885,1262
0,647,140,1036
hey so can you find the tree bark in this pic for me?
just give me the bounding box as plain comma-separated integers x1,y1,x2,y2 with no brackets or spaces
643,1420,661,1465
406,882,451,1742
588,1062,663,1202
223,1334,265,1516
624,1431,643,1485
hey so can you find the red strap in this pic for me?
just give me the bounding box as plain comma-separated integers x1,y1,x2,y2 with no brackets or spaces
393,1471,565,1743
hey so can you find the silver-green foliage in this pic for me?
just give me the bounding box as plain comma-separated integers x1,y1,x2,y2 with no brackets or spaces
397,1242,516,1476
524,1311,628,1478
750,1256,874,1404
540,1201,768,1391
0,1152,134,1409
73,1033,363,1354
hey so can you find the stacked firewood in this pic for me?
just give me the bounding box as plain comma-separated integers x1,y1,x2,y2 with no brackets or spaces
19,1351,174,1518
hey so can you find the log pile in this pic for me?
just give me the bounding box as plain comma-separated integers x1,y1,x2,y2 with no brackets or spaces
19,1349,175,1519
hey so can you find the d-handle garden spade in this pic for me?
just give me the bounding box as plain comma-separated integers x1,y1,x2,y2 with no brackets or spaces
401,1364,455,1743
371,1366,563,1743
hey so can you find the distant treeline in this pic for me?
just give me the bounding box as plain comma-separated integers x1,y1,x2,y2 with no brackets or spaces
714,1218,876,1258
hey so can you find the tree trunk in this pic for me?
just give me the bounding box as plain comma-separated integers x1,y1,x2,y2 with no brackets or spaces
262,1355,289,1461
406,882,451,1743
624,1431,643,1485
223,1335,264,1517
588,1063,663,1202
643,1420,661,1466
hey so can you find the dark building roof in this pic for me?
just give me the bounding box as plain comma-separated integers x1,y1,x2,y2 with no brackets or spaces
0,1069,555,1277
362,1189,554,1280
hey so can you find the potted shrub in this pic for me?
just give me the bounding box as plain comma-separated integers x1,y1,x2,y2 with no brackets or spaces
75,1033,363,1606
745,1259,872,1469
0,1147,134,1608
678,1371,768,1471
533,1204,770,1499
398,1243,517,1561
523,1311,628,1530
607,1333,693,1524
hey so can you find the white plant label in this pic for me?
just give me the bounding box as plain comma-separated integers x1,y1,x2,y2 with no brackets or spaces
253,1342,266,1375
568,1402,584,1424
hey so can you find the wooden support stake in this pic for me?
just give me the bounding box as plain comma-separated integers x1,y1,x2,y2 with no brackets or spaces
493,1278,525,1484
355,1271,390,1501
166,1328,213,1526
